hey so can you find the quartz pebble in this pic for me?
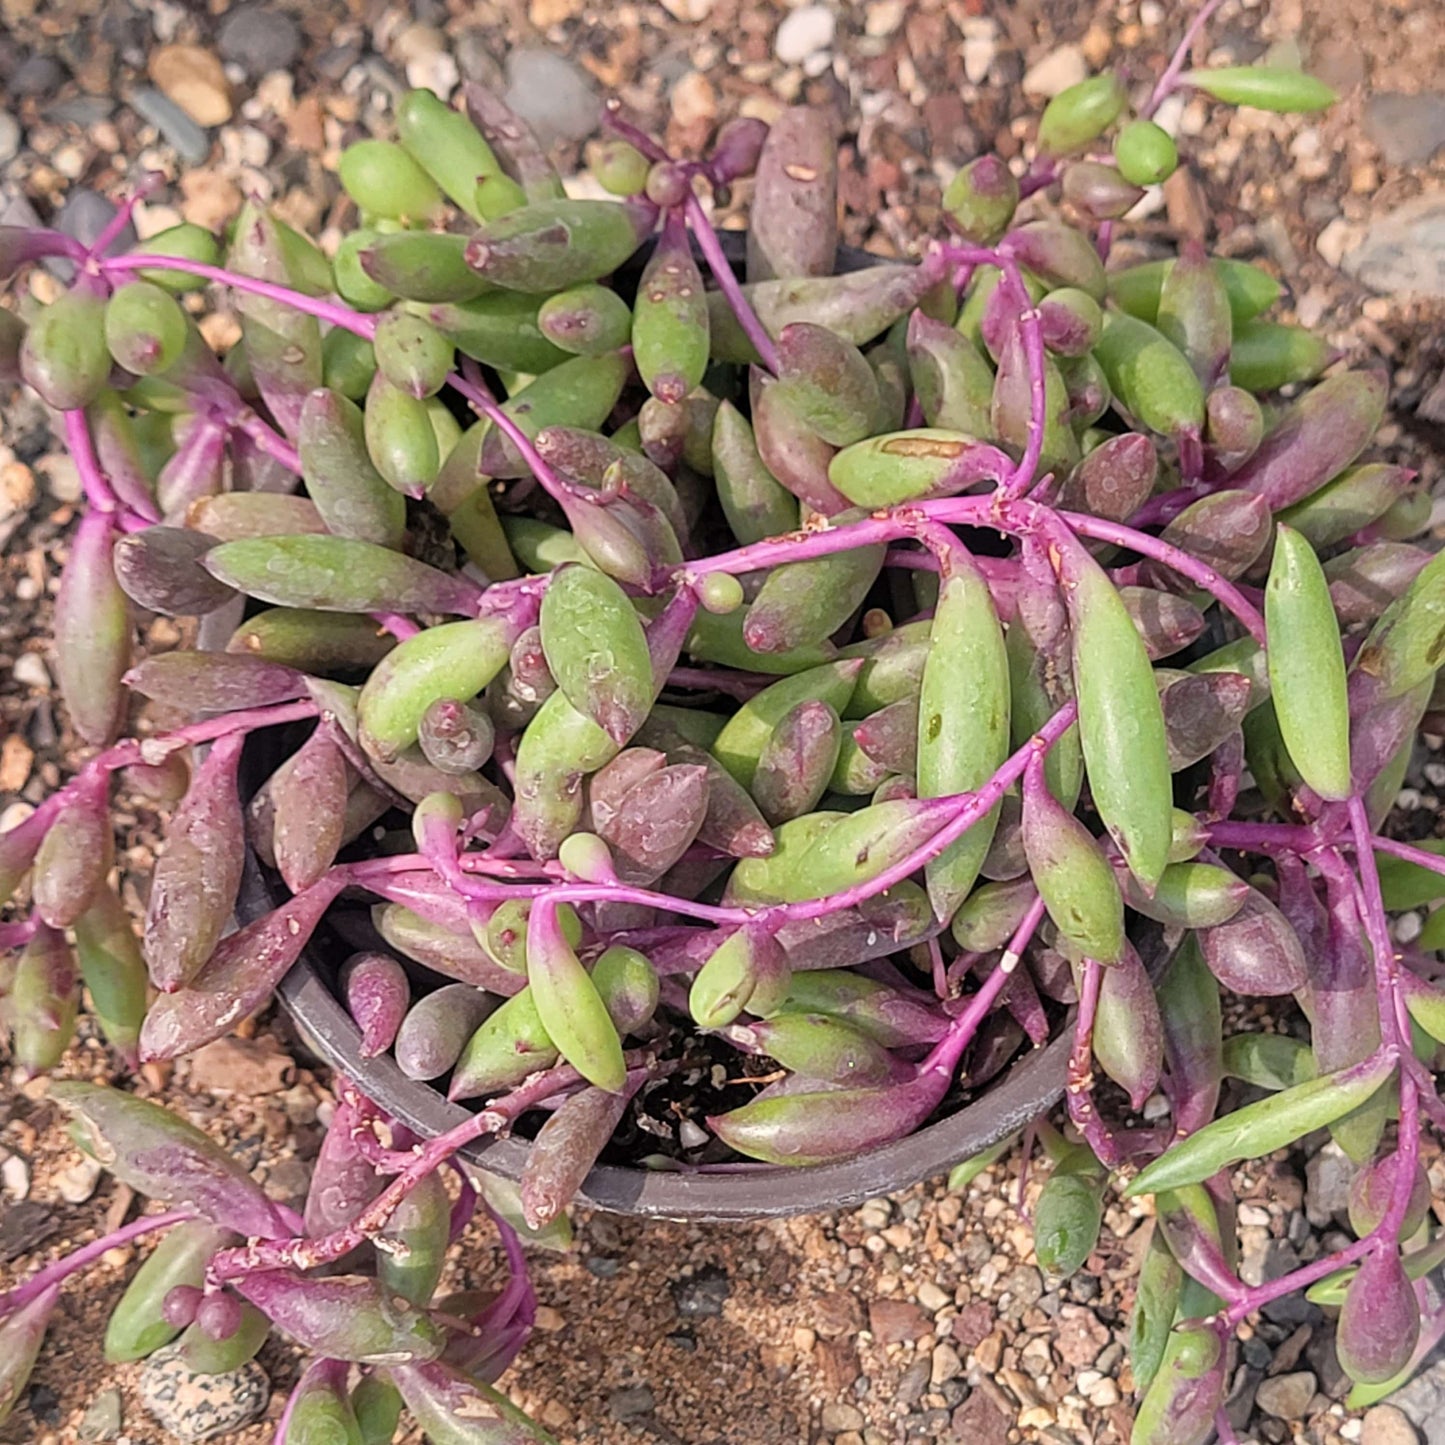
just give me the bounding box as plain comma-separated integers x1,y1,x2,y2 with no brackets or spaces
1022,45,1088,98
775,5,836,66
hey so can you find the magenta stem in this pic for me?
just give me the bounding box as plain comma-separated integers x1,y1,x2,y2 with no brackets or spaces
86,171,166,261
1349,797,1412,1053
0,1208,193,1317
1056,509,1267,642
1145,0,1228,118
207,1051,655,1283
774,701,1078,925
1364,833,1445,882
683,192,779,374
101,253,377,337
63,409,125,516
994,257,1050,500
444,367,575,508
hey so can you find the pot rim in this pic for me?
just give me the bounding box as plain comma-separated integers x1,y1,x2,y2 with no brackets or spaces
251,855,1068,1223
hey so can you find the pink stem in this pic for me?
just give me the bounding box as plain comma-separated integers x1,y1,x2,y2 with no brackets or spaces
101,253,378,337
0,1209,193,1317
1349,797,1411,1053
2,699,321,849
1366,834,1445,882
207,1052,655,1283
994,258,1050,500
1065,958,1122,1168
683,191,779,374
444,367,575,508
773,702,1078,925
86,171,166,260
1057,509,1267,642
231,409,301,473
1145,0,1229,118
601,102,670,164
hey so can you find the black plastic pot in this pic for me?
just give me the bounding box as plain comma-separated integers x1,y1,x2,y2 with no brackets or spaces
258,858,1068,1222
221,231,1071,1221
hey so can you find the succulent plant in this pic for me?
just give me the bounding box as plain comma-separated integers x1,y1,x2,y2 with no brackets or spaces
1,6,1439,1440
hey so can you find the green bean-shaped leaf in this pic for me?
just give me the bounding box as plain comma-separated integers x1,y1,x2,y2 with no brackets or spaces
1125,1052,1395,1198
917,549,1010,921
1183,65,1337,113
1265,525,1352,800
711,659,862,790
1058,531,1172,890
525,898,626,1092
539,564,653,747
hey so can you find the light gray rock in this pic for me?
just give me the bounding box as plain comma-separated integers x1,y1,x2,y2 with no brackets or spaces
77,1387,122,1441
1343,192,1445,299
1388,1340,1445,1444
1364,93,1445,167
1305,1142,1355,1227
775,5,836,65
502,49,598,149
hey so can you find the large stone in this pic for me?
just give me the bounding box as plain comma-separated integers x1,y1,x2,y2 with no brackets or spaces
138,1345,269,1443
1363,1404,1421,1445
502,49,598,149
1389,1341,1445,1444
1364,93,1445,168
1342,192,1445,299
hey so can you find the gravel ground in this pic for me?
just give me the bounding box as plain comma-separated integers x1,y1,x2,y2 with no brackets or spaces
3,1,1445,1443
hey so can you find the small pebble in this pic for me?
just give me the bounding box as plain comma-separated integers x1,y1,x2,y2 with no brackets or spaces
1254,1370,1317,1421
149,44,233,127
77,1388,122,1442
608,1384,656,1423
1363,93,1445,168
217,6,302,78
672,1263,730,1320
12,652,51,690
54,1154,103,1203
671,70,717,128
129,88,212,165
821,1402,866,1433
930,1342,963,1386
660,0,712,16
10,55,65,98
775,5,836,65
0,110,20,165
960,19,998,85
0,1151,30,1201
916,1280,950,1314
1361,1404,1419,1445
1022,44,1088,98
